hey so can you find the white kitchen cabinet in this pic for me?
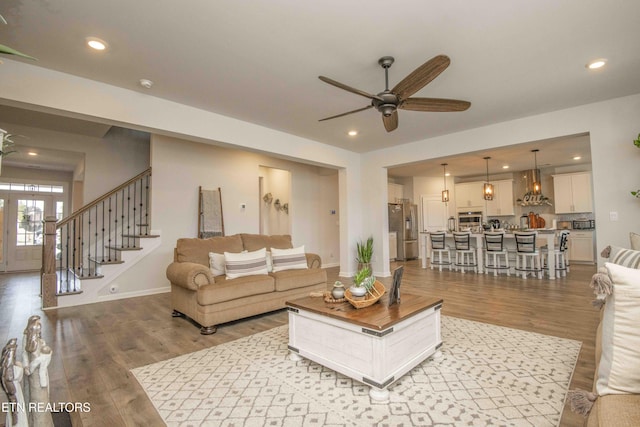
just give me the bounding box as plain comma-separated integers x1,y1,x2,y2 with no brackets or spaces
455,182,485,210
553,172,593,214
568,230,595,263
485,179,515,216
388,183,404,203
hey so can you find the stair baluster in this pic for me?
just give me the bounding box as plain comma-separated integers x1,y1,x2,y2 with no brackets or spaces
41,168,152,304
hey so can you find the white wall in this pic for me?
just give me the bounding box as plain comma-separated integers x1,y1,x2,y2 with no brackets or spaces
109,134,341,297
0,123,150,204
0,59,362,276
364,93,640,273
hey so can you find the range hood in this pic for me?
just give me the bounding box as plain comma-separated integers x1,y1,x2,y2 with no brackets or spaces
516,169,552,206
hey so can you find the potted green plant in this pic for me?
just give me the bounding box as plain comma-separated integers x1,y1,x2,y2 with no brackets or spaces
356,236,374,271
349,267,371,298
349,266,383,301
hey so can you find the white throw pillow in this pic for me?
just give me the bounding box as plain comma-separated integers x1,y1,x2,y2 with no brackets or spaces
266,250,273,273
630,232,640,251
224,248,268,279
271,245,308,272
208,252,226,277
596,262,640,395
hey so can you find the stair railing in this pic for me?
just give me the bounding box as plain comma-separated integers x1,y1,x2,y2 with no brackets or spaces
41,168,151,307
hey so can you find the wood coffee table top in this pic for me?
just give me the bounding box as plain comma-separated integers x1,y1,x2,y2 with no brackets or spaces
286,293,443,331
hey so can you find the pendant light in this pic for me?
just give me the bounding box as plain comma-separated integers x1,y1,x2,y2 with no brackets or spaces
483,157,494,201
441,163,449,203
531,149,541,195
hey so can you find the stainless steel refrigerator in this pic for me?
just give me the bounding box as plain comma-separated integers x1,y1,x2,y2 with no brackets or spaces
388,202,418,260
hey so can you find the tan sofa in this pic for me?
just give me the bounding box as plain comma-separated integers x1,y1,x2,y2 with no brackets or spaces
585,314,640,426
576,245,640,426
166,233,327,334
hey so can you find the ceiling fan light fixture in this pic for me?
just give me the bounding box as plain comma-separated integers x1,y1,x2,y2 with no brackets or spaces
348,130,358,136
380,105,396,117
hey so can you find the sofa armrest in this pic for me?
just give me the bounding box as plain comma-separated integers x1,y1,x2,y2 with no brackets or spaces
305,253,322,269
166,262,214,291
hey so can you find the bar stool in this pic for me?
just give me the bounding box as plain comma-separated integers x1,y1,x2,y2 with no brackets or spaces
514,231,543,279
453,231,477,274
483,231,510,276
542,230,570,278
429,232,452,272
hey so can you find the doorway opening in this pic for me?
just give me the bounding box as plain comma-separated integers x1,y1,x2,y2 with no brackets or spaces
0,181,67,272
258,166,291,235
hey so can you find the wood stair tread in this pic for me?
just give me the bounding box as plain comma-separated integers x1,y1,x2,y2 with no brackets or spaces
78,274,105,280
104,245,143,251
55,290,83,296
89,258,124,265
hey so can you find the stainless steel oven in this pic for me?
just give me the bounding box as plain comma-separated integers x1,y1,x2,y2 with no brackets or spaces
457,211,483,231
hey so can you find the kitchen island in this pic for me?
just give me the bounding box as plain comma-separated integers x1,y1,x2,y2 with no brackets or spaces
420,229,560,278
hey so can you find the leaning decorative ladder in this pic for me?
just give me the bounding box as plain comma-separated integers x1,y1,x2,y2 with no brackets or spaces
41,168,154,308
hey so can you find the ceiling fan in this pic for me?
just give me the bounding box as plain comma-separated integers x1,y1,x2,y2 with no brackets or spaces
318,55,470,132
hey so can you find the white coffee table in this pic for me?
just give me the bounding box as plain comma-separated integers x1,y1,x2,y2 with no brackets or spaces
286,293,443,402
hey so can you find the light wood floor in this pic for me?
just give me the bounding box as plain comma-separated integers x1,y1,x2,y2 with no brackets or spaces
0,261,599,427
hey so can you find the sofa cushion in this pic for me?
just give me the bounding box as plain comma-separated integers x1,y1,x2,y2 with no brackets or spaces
224,248,269,279
597,262,640,395
271,268,327,292
241,233,293,251
588,394,640,427
177,235,244,266
271,246,308,272
608,246,640,269
631,232,640,251
197,275,275,305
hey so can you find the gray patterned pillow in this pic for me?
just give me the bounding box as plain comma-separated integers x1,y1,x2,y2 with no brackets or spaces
224,248,268,279
271,246,308,272
609,246,640,269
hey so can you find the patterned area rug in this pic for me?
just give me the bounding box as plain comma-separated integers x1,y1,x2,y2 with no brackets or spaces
131,316,581,426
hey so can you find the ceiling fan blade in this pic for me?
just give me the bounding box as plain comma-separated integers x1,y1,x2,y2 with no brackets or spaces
392,55,450,99
400,97,471,112
382,111,398,132
318,105,373,122
319,76,384,102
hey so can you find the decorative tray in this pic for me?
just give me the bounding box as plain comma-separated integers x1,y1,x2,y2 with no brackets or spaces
344,280,386,309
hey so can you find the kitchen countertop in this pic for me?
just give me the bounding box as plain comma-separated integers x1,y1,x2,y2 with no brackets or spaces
420,228,559,235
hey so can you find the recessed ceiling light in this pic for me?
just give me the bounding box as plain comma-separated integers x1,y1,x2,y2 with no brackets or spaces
139,79,154,89
502,165,509,169
86,37,108,51
348,130,358,136
28,151,38,156
586,59,607,69
445,172,450,177
573,156,582,160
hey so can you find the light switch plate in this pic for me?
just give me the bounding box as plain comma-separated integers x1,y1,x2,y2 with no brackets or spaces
609,211,618,221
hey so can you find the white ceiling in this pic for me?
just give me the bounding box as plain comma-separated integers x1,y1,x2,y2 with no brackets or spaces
1,1,639,168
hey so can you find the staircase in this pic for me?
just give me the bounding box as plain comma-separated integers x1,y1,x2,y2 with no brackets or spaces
41,168,161,308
